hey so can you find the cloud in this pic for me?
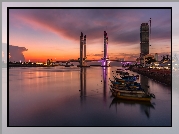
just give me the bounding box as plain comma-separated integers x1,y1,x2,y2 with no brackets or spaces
9,45,28,62
10,9,171,46
110,29,140,45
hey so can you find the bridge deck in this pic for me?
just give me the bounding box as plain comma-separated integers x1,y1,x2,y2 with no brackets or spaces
55,60,135,63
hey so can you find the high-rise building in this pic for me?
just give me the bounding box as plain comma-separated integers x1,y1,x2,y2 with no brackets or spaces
140,23,149,57
155,53,158,61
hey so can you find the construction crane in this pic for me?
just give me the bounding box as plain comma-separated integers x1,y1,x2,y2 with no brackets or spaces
148,18,153,52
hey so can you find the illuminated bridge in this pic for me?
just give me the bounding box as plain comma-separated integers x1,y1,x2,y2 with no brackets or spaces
55,60,135,63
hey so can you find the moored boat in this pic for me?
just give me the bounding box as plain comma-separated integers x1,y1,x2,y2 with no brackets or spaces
113,76,136,82
120,75,137,81
110,88,155,101
110,87,145,94
110,78,141,90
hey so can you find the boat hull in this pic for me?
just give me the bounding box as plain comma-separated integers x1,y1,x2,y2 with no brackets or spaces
111,88,145,94
111,89,151,101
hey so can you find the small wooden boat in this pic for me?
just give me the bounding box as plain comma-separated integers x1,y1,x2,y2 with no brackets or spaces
110,88,155,101
110,79,126,85
116,70,125,74
110,87,145,94
110,79,141,89
120,75,137,81
113,76,136,82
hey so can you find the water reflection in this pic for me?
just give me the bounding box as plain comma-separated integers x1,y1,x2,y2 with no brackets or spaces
102,67,107,102
79,67,109,102
9,66,171,126
140,75,149,93
80,68,86,101
109,98,155,119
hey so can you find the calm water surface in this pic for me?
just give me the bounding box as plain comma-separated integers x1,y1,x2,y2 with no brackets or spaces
9,66,171,126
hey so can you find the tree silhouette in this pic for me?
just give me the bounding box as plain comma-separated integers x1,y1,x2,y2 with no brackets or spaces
145,57,156,64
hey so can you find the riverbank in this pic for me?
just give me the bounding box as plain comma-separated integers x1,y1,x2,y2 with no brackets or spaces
9,64,57,67
130,66,171,86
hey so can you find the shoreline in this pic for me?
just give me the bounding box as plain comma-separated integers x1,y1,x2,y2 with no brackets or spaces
130,67,171,86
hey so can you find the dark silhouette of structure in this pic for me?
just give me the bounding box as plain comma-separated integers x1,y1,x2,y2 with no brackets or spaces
101,31,110,67
140,23,149,57
78,32,89,67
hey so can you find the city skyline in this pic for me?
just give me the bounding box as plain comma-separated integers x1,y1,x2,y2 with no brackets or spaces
7,8,171,62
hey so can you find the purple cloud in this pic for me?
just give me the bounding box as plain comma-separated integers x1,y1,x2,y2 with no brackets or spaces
9,45,28,62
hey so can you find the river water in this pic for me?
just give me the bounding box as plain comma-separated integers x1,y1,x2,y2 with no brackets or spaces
8,65,171,126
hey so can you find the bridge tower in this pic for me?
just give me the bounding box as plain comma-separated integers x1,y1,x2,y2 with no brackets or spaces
83,35,87,66
78,32,89,67
80,32,84,66
101,31,110,67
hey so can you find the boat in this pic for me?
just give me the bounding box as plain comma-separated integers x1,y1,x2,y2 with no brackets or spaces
110,88,155,101
116,71,130,76
110,79,147,95
109,79,125,85
116,69,125,73
110,77,143,91
110,84,127,90
110,77,140,87
110,86,145,94
120,75,137,81
110,81,140,90
115,69,140,79
113,76,136,82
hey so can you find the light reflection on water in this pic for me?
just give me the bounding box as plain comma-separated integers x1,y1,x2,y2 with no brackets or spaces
9,66,171,126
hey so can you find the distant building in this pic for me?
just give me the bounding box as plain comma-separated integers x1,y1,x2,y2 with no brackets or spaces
161,55,170,63
155,53,158,61
141,54,155,67
140,23,149,57
47,59,50,66
145,54,154,59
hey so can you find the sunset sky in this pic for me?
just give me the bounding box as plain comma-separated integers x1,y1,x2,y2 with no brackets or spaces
8,8,171,62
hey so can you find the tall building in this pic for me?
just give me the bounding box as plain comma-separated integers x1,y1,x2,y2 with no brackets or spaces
155,53,158,61
140,23,149,57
